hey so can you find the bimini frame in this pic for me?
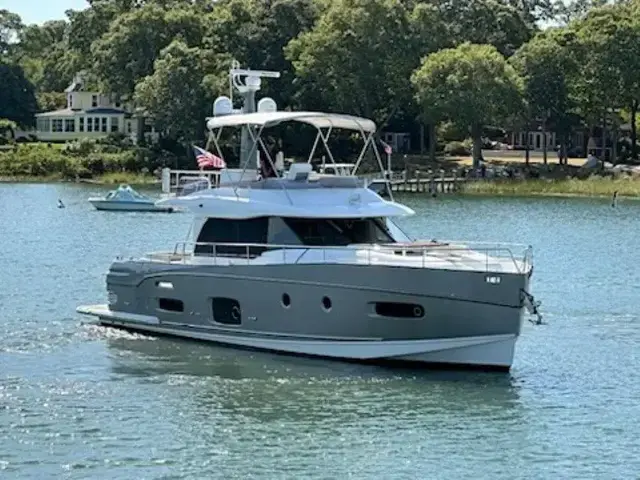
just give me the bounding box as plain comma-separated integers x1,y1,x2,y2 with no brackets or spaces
204,111,394,202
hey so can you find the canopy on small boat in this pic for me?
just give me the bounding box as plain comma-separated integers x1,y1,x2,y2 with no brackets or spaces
105,184,151,202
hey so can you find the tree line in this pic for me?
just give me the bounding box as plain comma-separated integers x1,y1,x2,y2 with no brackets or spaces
1,0,639,168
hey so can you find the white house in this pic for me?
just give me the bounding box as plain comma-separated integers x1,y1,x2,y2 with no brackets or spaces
35,74,159,144
510,131,557,152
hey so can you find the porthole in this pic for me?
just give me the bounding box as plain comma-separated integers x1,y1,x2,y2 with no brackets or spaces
282,293,291,308
322,296,332,311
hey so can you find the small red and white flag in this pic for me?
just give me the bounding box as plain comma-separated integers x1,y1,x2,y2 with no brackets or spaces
381,140,392,156
193,145,226,169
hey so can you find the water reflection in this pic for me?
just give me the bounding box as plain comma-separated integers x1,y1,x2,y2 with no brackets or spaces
102,327,523,424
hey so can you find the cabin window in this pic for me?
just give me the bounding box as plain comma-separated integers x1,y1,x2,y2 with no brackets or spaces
384,218,410,242
283,218,394,246
267,217,303,246
158,298,184,312
195,217,269,256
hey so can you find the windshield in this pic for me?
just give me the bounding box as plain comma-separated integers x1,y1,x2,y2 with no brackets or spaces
283,217,395,246
384,217,412,242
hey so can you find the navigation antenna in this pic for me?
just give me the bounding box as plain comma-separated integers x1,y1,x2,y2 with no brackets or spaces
212,61,281,169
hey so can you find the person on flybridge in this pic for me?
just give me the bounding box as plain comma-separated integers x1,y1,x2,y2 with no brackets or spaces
257,136,283,179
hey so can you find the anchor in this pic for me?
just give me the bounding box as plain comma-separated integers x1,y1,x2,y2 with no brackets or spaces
521,289,544,325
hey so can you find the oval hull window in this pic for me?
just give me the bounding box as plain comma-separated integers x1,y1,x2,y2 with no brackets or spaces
282,293,291,308
322,296,332,312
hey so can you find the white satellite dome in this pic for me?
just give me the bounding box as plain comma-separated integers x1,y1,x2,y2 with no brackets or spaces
213,96,233,116
257,97,277,113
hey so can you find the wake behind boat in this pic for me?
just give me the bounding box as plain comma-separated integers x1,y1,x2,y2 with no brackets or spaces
89,184,174,212
77,65,542,371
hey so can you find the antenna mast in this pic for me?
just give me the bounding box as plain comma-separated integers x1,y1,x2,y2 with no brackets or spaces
214,63,280,168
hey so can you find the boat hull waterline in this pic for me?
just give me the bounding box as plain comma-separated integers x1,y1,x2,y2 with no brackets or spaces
77,260,529,371
77,305,517,370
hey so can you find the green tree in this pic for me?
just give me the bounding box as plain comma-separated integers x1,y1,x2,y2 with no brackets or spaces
553,0,608,24
14,20,71,91
0,9,23,58
207,0,318,110
570,4,640,160
91,4,207,98
0,118,18,139
134,39,222,143
286,0,417,126
0,62,37,127
36,92,68,112
511,29,577,164
434,0,534,56
412,42,524,168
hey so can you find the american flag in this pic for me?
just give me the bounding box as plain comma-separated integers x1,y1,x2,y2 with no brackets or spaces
193,145,226,169
381,140,392,155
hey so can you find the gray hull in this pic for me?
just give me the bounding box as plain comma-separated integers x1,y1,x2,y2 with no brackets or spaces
78,261,530,370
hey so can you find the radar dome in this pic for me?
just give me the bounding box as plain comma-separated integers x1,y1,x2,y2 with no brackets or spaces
257,97,277,113
213,96,233,116
245,76,261,89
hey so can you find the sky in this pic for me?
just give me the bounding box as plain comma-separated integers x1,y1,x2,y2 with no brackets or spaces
3,0,88,24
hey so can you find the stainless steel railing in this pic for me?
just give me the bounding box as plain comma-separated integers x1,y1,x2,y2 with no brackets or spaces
142,240,533,274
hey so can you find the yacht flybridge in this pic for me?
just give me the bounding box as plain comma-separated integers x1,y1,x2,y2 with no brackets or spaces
77,65,541,370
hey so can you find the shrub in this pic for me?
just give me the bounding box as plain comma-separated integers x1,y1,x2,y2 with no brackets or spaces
444,140,471,156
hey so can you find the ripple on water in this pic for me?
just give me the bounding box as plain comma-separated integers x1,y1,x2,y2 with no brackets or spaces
1,186,640,479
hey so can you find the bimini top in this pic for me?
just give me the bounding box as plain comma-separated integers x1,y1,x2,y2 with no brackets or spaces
206,111,377,133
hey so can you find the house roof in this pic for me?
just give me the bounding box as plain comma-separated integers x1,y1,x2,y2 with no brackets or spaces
35,108,76,118
35,107,129,117
64,81,83,93
85,107,127,115
206,111,377,133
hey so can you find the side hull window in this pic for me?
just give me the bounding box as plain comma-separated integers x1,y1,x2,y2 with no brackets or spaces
211,298,241,325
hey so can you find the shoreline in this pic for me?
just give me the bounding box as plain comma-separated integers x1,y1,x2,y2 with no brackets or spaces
2,174,639,199
458,177,640,199
0,174,160,186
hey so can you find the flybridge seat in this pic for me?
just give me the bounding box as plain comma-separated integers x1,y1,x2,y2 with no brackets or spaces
241,176,365,190
215,163,366,190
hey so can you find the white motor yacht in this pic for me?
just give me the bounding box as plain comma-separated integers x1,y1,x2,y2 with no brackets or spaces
77,67,541,370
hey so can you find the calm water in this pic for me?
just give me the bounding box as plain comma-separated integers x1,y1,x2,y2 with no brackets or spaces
1,184,639,479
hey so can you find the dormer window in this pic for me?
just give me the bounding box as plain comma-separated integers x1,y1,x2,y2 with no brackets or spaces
91,95,98,108
68,94,73,109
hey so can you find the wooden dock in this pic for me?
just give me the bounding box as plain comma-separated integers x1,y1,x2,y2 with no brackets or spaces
389,169,465,194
